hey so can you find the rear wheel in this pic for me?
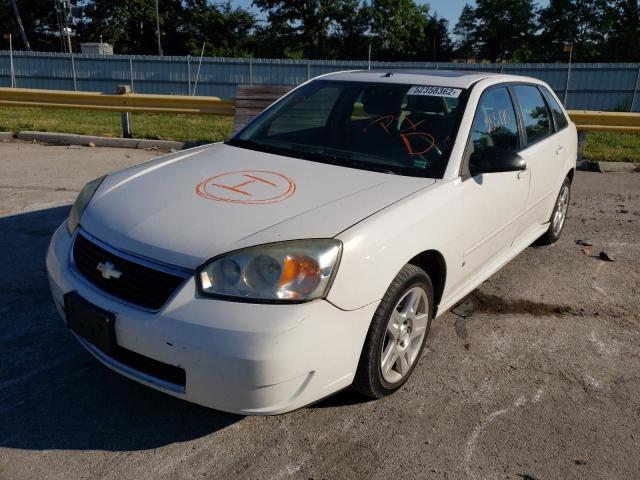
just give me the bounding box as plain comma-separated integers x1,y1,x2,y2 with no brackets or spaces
538,176,571,245
353,264,433,398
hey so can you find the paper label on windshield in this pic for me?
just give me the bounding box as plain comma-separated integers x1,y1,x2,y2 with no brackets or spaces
407,86,462,98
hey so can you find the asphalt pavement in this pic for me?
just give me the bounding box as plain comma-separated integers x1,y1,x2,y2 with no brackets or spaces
1,141,639,480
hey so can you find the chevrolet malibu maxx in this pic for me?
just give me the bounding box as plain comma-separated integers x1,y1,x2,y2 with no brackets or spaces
47,71,577,414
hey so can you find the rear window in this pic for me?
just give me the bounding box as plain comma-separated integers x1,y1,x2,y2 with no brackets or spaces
540,87,569,131
513,85,552,145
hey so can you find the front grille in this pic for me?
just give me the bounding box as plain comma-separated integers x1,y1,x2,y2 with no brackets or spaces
113,345,186,386
72,232,187,310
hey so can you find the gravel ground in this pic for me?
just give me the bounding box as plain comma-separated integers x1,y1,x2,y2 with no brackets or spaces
1,142,639,480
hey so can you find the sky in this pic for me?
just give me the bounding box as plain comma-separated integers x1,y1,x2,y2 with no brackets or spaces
231,1,550,29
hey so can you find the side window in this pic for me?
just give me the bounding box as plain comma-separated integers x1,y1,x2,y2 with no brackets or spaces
513,85,552,144
267,86,341,136
540,86,569,131
470,87,520,155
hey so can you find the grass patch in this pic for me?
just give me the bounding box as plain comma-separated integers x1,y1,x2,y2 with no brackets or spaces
2,106,639,163
0,106,233,143
583,131,640,163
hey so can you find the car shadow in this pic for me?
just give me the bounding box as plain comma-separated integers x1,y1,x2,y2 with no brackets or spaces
310,387,373,409
0,206,242,452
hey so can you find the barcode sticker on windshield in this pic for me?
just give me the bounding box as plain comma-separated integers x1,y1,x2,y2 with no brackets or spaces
407,86,462,98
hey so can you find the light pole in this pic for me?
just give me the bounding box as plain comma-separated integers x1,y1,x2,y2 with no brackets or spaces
155,0,163,56
563,43,573,104
4,33,15,87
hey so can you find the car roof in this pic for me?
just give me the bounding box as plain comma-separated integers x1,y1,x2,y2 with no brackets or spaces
318,70,536,89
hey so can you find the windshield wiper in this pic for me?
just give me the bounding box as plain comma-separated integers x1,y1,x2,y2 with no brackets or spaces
297,147,418,175
226,138,297,158
227,139,425,177
227,139,359,168
294,148,362,169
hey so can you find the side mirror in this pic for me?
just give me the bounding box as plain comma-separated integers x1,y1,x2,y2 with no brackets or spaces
469,147,526,176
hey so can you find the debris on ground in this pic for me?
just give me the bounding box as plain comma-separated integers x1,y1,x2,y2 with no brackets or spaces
516,474,539,480
451,299,473,350
451,298,476,318
588,161,603,173
454,316,469,339
599,251,615,262
576,160,603,172
576,239,593,255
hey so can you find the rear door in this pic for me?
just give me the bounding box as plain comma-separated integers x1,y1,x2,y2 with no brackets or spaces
457,86,530,278
540,85,575,180
511,84,563,236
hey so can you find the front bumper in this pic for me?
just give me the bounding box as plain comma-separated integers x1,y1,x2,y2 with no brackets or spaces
46,224,378,415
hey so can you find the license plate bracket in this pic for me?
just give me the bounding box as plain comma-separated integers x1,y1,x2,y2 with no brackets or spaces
64,292,117,355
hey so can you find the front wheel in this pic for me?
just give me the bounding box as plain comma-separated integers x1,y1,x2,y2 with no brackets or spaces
538,176,571,245
353,264,433,399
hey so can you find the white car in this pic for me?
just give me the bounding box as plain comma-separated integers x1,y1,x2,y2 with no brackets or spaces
47,70,577,414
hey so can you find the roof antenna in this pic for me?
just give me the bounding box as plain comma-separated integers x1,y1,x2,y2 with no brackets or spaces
383,72,393,77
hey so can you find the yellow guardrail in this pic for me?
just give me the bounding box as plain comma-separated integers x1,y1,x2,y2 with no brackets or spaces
0,87,235,116
568,110,640,132
1,88,638,133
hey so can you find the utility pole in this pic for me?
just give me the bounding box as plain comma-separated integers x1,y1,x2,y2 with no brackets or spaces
10,0,30,50
4,33,15,87
63,11,73,53
155,0,163,56
54,0,74,53
433,33,436,62
563,43,573,104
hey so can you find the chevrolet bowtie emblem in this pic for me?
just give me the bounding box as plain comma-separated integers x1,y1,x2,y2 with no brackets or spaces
96,261,122,280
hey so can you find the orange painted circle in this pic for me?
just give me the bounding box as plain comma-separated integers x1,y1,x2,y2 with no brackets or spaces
196,170,296,204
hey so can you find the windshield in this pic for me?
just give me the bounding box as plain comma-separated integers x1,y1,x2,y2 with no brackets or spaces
228,80,467,178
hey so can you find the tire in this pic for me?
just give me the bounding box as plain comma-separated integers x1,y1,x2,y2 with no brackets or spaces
353,264,434,399
537,176,571,246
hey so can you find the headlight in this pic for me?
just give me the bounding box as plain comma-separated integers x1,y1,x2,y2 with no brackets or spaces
197,240,342,302
67,175,106,234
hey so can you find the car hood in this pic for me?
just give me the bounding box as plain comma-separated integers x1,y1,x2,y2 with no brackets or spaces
81,143,435,269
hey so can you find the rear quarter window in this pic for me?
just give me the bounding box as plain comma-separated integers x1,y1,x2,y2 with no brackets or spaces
540,86,569,131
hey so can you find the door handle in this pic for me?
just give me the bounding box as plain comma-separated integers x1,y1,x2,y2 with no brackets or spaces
556,145,564,155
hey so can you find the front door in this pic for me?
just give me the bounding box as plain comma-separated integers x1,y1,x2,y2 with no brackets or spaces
458,86,530,279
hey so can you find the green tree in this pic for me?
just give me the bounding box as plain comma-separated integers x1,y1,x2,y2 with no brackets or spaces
183,0,255,57
538,0,611,61
78,0,189,55
424,13,453,62
252,0,347,59
328,0,371,59
369,0,430,61
605,0,640,61
0,0,63,51
453,4,477,59
453,0,537,62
